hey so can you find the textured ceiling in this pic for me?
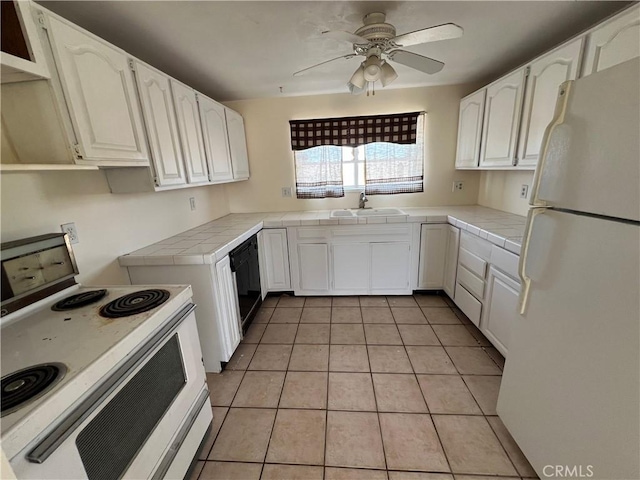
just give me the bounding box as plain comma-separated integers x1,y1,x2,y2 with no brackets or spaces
37,1,629,101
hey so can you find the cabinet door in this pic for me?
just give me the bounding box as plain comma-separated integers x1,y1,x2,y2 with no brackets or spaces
198,94,234,183
479,68,525,168
517,38,583,168
332,243,369,292
371,242,411,292
225,108,250,180
582,5,640,77
481,266,520,356
455,89,486,168
45,16,148,164
133,62,186,187
417,224,447,289
443,225,460,299
259,229,291,292
171,80,209,184
214,255,241,362
297,244,330,292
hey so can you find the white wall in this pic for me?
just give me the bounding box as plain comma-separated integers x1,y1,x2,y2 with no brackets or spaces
477,170,534,216
0,171,229,284
223,84,481,212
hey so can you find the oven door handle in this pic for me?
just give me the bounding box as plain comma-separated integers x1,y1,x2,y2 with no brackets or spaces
26,303,197,464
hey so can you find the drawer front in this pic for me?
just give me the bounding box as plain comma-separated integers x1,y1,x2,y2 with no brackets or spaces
455,283,482,327
457,265,485,299
293,228,330,242
458,247,487,278
490,245,520,280
460,231,492,260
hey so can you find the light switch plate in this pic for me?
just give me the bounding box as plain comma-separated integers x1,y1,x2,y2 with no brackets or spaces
189,197,196,210
61,223,79,244
281,187,292,198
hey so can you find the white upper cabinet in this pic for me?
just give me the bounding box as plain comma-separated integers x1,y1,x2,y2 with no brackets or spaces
582,5,640,77
479,68,525,168
171,80,209,184
455,89,486,168
133,61,186,187
517,38,583,168
198,94,234,183
45,15,148,165
225,108,250,180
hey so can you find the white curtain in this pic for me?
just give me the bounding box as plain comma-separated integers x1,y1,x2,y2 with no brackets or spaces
294,146,344,198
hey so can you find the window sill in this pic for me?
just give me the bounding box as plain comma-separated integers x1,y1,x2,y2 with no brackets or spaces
343,186,365,193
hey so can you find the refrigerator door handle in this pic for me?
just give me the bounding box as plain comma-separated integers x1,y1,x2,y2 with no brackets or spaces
529,80,572,207
518,207,546,315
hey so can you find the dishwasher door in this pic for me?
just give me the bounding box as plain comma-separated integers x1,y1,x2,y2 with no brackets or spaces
229,235,261,331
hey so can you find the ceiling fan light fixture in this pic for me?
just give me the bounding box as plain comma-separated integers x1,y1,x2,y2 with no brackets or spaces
349,65,366,89
380,61,398,87
347,82,366,95
363,56,383,82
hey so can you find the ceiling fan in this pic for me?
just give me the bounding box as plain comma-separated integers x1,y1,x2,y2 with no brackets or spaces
294,12,463,95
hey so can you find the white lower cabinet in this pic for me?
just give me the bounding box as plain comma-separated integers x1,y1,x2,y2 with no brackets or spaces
417,224,448,289
481,266,521,357
258,229,291,293
332,243,369,292
213,255,242,362
443,225,460,299
296,244,331,293
371,242,411,292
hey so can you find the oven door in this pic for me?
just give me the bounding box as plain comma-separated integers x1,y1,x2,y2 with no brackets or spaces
11,304,208,480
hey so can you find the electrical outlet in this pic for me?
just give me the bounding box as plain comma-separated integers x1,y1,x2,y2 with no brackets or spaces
281,187,292,198
189,197,196,211
452,181,464,192
61,223,79,245
520,184,529,199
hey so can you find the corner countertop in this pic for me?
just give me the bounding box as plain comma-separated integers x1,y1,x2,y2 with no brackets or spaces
118,206,526,268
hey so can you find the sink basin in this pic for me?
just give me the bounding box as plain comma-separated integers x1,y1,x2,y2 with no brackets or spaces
330,210,355,218
355,208,406,216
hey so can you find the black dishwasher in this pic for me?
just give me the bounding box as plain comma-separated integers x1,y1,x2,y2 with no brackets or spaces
229,234,261,332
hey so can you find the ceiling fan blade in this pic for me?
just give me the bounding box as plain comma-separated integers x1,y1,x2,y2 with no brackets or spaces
387,50,445,75
392,23,463,47
293,54,358,77
322,30,370,45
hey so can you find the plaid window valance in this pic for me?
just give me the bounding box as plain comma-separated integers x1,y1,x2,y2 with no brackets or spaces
289,112,421,151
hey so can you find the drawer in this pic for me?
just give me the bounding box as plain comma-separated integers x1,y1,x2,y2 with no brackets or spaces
455,283,482,327
293,227,330,242
457,265,485,299
460,231,492,260
490,245,520,280
458,247,487,278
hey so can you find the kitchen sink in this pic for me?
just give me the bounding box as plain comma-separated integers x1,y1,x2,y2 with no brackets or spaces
330,210,355,217
355,208,406,216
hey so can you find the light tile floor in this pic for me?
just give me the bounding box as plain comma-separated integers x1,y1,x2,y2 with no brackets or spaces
191,294,538,480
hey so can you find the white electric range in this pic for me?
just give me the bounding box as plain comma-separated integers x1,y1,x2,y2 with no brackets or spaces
1,234,212,479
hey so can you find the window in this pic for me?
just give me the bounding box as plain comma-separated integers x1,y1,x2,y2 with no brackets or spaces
341,146,365,189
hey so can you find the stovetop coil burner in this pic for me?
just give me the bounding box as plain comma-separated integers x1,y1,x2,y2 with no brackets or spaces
51,289,108,311
1,363,67,417
99,289,170,318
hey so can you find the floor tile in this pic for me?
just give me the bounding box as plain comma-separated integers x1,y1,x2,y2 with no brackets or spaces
387,296,418,307
444,347,502,375
242,322,267,343
295,323,330,344
397,324,440,346
332,307,363,323
262,296,279,308
279,371,328,409
364,324,403,345
325,411,386,469
331,324,366,344
328,372,377,411
414,294,449,308
332,296,360,306
359,296,389,307
486,416,537,478
266,409,326,465
201,407,228,460
367,346,413,373
261,464,324,480
226,343,257,370
210,408,276,462
362,307,395,324
422,307,461,325
248,344,292,370
199,461,262,480
484,346,505,370
304,296,332,307
329,345,370,372
289,344,329,371
406,346,458,374
464,324,492,346
300,307,331,323
432,325,480,346
389,472,453,480
433,415,517,476
277,295,306,307
261,324,298,344
207,371,244,406
372,374,428,413
254,307,274,323
187,460,204,480
232,371,285,408
379,413,449,472
462,376,501,415
270,307,303,323
391,307,428,324
325,467,389,480
417,375,482,415
453,475,519,480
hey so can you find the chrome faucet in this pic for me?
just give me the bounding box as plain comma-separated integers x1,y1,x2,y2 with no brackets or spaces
358,191,368,209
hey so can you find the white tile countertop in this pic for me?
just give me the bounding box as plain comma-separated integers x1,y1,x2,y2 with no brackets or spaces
118,206,526,267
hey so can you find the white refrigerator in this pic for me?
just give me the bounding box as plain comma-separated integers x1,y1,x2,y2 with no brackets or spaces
497,57,640,480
